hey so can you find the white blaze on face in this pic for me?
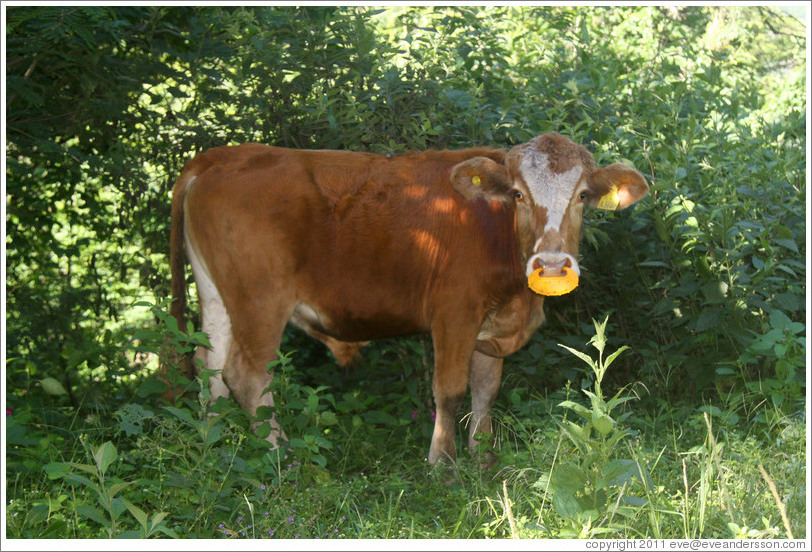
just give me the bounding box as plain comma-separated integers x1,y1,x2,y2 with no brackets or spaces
520,151,583,233
520,150,584,276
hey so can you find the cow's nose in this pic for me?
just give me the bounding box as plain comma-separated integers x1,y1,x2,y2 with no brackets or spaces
527,251,580,277
532,254,571,274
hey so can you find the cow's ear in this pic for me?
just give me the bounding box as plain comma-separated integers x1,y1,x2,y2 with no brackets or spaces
588,163,649,210
450,157,512,202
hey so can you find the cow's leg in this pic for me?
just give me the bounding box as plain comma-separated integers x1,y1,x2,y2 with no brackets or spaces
468,350,502,469
223,344,288,448
428,324,478,465
222,300,294,449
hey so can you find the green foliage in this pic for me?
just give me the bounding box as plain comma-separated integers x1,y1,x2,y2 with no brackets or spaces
43,439,178,538
4,5,806,540
491,319,803,539
6,311,805,539
263,351,338,482
738,309,806,415
129,299,213,403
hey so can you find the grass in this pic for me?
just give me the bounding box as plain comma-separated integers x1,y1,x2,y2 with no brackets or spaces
5,319,806,540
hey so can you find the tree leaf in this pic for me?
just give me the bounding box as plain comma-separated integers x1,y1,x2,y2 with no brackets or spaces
162,405,196,425
701,281,729,304
552,490,583,520
40,377,68,396
106,481,131,500
550,463,587,494
592,412,615,436
557,400,591,421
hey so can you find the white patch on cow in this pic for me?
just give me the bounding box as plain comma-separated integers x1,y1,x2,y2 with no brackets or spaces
184,180,232,401
520,151,583,234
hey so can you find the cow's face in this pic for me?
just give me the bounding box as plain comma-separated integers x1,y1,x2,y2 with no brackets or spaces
451,133,649,283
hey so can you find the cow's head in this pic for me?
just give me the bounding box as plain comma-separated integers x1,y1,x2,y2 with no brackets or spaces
451,133,649,288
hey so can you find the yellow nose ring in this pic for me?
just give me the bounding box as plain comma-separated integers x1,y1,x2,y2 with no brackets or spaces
527,266,579,296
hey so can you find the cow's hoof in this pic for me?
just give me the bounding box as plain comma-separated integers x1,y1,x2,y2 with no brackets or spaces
477,450,497,471
428,456,459,486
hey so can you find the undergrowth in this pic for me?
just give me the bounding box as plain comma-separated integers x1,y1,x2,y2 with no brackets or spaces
6,315,805,539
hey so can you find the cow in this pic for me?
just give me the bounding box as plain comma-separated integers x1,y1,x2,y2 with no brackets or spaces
168,132,648,468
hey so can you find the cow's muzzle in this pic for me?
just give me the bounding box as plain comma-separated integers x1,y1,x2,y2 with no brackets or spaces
526,251,580,278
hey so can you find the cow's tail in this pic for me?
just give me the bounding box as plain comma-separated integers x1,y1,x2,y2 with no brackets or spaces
164,165,198,398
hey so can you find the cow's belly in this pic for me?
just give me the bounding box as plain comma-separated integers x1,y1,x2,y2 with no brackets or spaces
289,301,426,342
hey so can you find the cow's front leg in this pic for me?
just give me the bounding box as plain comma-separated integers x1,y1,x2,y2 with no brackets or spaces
428,325,478,465
468,350,503,469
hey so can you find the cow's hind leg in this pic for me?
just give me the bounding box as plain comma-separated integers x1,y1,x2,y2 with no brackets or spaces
188,236,288,447
222,298,294,449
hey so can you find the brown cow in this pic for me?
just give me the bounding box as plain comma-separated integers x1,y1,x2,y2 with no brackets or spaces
169,133,648,468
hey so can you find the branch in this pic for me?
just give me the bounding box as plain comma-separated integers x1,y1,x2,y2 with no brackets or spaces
758,6,806,41
6,57,39,111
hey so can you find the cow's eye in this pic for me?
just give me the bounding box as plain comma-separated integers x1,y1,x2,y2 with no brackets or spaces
512,189,523,200
578,191,588,201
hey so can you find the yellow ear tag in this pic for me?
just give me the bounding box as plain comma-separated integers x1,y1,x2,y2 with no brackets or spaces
527,266,579,296
596,187,620,210
472,175,481,186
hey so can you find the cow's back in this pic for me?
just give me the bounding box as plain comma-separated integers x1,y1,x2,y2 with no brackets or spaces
181,144,521,341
